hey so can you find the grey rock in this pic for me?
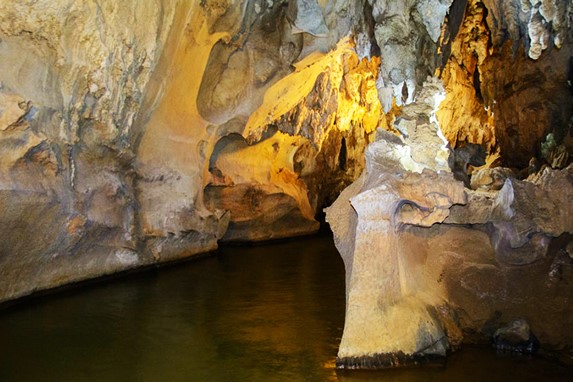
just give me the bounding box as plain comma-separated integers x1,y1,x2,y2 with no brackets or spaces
493,319,539,354
287,0,329,37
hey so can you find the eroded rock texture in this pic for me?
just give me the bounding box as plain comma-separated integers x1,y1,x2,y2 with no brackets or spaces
1,0,573,369
370,0,453,112
0,0,179,301
0,0,384,300
327,129,573,368
327,0,573,368
206,38,381,241
195,1,385,242
437,0,573,168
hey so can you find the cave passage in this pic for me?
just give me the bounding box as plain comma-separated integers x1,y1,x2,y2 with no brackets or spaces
0,234,571,382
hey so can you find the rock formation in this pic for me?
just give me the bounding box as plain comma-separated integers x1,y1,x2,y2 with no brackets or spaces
0,0,180,302
325,0,573,367
437,0,573,168
0,0,383,301
326,125,573,368
1,0,573,368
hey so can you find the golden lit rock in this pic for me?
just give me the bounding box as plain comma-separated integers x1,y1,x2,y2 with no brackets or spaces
438,0,573,168
1,1,573,368
206,37,383,241
0,0,383,299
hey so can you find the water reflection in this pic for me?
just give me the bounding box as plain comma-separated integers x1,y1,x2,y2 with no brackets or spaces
0,236,345,381
0,235,571,381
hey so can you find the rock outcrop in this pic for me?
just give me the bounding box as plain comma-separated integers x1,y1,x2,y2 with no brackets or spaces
327,116,573,369
369,0,453,112
206,38,382,241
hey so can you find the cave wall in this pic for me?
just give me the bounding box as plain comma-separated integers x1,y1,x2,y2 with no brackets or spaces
0,0,179,302
437,0,573,168
1,4,572,361
0,0,386,301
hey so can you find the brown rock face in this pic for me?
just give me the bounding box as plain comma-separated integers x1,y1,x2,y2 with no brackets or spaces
438,0,573,168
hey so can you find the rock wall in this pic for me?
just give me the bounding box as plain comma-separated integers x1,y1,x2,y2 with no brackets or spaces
2,1,573,369
437,0,573,168
326,127,573,368
0,0,384,301
0,0,180,302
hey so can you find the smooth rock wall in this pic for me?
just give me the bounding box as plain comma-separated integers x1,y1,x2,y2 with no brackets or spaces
0,0,179,302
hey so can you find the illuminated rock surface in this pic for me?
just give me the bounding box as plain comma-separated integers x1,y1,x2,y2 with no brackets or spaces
0,1,381,300
327,129,573,367
437,0,573,168
0,0,572,367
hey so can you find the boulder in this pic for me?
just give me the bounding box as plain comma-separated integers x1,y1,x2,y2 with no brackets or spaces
493,318,540,354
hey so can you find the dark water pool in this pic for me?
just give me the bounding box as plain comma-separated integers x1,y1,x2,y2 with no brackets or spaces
0,235,571,381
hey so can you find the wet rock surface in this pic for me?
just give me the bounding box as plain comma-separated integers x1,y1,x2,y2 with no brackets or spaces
327,128,573,367
493,318,540,354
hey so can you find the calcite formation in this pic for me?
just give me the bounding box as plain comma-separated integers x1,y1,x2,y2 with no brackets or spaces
369,0,453,112
208,38,382,241
1,0,572,368
0,0,383,300
326,0,573,364
327,128,573,368
437,0,573,168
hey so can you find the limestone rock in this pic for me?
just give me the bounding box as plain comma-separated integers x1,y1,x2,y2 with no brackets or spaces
369,0,452,112
326,128,466,365
0,0,385,301
416,0,455,42
438,0,573,168
327,124,573,368
206,38,382,241
493,318,540,354
0,0,180,302
287,0,329,37
393,77,450,172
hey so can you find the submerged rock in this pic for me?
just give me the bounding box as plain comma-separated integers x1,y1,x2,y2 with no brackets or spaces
493,319,540,354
